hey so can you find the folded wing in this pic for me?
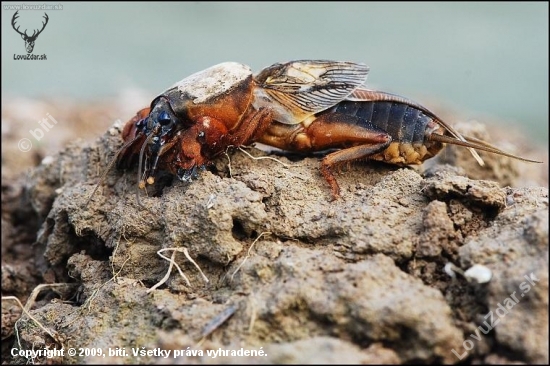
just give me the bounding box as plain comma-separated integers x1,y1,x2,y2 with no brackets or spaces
253,60,369,124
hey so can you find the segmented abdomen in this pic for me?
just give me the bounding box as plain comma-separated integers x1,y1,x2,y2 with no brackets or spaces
329,101,433,145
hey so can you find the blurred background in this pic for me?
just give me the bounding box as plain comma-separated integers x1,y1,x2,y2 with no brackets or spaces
2,2,548,144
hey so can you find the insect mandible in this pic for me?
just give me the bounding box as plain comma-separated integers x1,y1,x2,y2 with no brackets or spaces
98,60,540,201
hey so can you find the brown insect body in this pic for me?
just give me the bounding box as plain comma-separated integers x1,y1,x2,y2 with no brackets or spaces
114,60,539,200
118,63,276,185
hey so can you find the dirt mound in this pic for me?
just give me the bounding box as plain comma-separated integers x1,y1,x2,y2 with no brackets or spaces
2,99,548,364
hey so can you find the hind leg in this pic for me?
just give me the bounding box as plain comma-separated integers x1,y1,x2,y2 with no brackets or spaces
320,144,389,199
258,113,391,199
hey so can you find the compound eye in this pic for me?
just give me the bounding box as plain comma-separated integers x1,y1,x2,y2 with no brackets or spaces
158,111,171,126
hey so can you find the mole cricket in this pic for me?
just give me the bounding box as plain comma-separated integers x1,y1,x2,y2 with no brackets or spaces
90,60,540,202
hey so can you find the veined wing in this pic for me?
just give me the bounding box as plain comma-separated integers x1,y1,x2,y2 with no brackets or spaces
253,60,369,124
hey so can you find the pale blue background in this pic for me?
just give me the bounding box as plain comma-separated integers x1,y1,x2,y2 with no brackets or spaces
2,2,548,143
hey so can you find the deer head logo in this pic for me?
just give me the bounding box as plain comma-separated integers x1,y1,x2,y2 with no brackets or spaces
11,11,49,54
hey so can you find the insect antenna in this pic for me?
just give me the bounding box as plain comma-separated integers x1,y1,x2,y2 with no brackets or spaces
136,131,158,208
428,133,542,163
84,135,142,208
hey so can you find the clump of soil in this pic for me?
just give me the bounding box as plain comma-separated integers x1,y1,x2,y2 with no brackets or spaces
1,98,548,364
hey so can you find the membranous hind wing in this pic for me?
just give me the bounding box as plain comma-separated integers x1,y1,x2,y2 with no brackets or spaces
253,60,369,124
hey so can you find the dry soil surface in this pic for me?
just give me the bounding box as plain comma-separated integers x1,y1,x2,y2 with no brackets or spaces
1,98,548,364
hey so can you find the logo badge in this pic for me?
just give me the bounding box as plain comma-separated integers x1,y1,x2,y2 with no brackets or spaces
12,11,49,54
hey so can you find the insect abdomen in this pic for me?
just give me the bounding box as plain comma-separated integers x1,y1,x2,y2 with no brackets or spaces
332,101,433,145
329,101,443,164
